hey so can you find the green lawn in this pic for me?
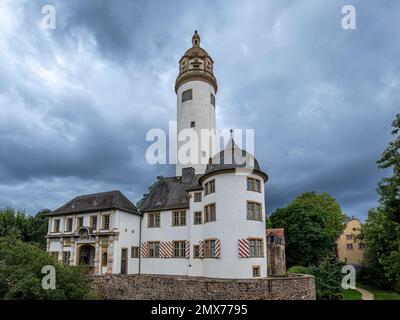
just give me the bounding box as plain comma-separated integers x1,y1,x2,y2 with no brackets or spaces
357,282,400,300
342,289,362,300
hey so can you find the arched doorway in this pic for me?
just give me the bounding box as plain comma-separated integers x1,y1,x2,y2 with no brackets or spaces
78,245,95,267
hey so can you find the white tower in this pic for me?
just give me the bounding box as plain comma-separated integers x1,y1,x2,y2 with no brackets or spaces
175,31,217,176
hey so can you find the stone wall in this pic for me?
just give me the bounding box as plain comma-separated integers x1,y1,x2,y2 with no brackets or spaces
91,274,315,300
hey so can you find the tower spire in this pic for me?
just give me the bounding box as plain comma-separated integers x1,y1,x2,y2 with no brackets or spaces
192,30,200,47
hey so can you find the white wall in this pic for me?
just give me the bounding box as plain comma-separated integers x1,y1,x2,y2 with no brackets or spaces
140,210,190,276
201,172,267,278
113,210,141,274
176,80,216,176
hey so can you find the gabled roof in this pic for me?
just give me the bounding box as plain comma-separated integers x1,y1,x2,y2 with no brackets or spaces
140,174,202,212
266,228,285,239
49,190,139,216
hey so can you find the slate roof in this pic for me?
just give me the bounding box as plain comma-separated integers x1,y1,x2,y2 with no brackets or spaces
202,138,267,182
49,190,139,216
140,174,202,212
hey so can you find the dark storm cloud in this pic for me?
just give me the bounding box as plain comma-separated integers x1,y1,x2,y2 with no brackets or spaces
0,0,399,218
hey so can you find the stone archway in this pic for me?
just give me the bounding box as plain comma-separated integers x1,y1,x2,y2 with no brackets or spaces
78,244,95,267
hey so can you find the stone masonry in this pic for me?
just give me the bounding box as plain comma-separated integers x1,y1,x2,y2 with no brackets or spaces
91,274,315,300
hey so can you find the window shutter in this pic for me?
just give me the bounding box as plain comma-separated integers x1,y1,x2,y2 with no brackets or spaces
166,241,173,258
159,242,167,258
185,241,190,258
141,242,148,258
238,238,250,258
199,240,204,258
215,239,221,258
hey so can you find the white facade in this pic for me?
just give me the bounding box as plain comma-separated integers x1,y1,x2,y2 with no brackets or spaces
140,170,267,279
47,209,141,275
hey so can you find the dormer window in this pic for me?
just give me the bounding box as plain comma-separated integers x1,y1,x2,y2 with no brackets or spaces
93,199,99,206
72,202,78,209
155,198,161,206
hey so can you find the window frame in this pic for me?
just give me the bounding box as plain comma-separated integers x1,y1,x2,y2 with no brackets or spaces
90,215,98,231
204,203,216,223
148,241,160,258
248,238,264,257
193,245,200,258
194,192,202,202
182,89,193,103
346,243,354,250
131,246,140,258
62,251,70,265
101,214,110,230
53,219,60,233
65,217,73,232
194,211,202,225
247,177,261,192
77,216,84,229
172,210,186,227
210,93,215,106
148,212,161,228
252,265,261,277
203,239,217,258
101,251,108,267
172,241,186,258
204,179,215,196
246,201,263,221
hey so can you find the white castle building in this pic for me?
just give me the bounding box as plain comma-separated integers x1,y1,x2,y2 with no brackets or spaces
46,32,269,279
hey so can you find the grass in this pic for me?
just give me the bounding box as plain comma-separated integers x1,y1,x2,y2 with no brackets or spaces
342,289,362,300
357,282,400,300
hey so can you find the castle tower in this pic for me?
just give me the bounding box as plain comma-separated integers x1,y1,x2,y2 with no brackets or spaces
175,31,217,176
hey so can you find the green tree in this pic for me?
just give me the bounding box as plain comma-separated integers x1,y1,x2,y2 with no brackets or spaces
0,236,93,299
376,113,400,223
362,114,400,291
270,192,347,267
310,255,344,300
0,208,48,249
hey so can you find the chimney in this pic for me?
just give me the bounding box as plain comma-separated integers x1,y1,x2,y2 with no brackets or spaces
182,167,195,184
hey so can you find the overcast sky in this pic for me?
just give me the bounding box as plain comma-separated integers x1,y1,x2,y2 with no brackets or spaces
0,0,399,220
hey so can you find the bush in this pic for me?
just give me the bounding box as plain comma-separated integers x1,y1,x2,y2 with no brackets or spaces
287,266,311,274
0,236,94,299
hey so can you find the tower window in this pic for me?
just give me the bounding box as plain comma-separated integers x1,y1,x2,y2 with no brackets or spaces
182,89,192,103
190,121,195,128
210,93,215,106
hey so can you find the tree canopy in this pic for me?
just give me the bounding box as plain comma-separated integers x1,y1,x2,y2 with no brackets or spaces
270,192,347,267
0,237,93,299
362,113,400,291
0,208,48,249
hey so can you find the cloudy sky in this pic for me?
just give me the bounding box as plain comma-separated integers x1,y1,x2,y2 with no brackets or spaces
0,0,399,220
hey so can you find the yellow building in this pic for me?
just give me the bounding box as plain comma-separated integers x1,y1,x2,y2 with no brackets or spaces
336,218,365,267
